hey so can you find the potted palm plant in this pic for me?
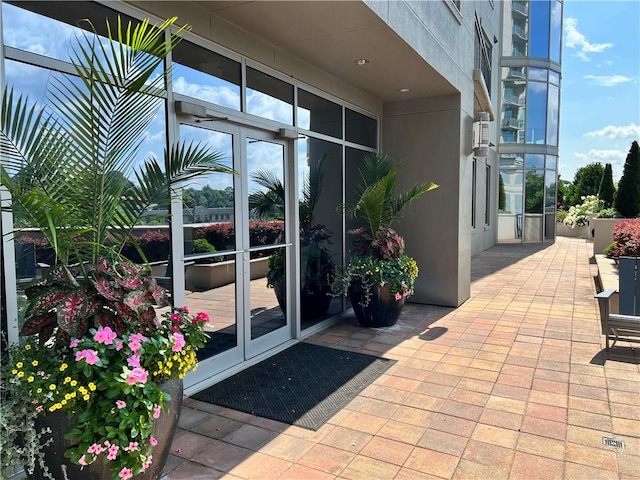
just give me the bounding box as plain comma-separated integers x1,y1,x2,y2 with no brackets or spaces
250,158,335,320
0,15,233,480
336,152,438,327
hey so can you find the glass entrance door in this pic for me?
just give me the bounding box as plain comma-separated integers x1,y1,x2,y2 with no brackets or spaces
176,121,292,390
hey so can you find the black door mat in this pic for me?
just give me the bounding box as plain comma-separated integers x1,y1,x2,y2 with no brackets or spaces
191,342,396,431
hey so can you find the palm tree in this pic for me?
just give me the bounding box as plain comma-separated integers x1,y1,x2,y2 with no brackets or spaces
0,16,234,274
344,152,438,258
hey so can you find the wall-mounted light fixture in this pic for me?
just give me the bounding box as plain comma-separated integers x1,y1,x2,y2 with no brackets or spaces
472,112,491,157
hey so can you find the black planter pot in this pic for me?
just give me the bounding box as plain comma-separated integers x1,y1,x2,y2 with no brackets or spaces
348,279,405,328
26,378,183,480
272,281,332,320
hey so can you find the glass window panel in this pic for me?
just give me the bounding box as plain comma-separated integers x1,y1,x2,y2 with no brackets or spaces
252,247,286,338
546,155,557,170
550,0,563,63
529,0,550,58
345,108,377,148
526,81,547,144
179,125,236,254
549,71,560,86
247,138,286,247
525,169,544,214
528,68,547,82
546,84,560,146
246,67,293,125
172,40,241,111
298,139,344,328
501,73,526,144
188,256,238,360
545,170,557,211
525,154,545,169
297,89,342,138
498,160,523,242
345,147,370,256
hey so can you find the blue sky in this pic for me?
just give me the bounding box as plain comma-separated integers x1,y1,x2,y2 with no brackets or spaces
560,0,640,183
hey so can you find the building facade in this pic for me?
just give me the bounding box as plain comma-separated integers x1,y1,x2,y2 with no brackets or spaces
0,0,561,395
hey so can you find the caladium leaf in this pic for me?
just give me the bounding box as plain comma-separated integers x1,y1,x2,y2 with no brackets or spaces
24,288,68,318
139,306,158,329
56,291,89,336
92,275,122,301
123,290,152,313
20,312,57,336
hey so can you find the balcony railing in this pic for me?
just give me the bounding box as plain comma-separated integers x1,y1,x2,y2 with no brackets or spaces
501,118,524,130
503,94,524,106
507,67,526,79
513,24,527,40
513,2,528,16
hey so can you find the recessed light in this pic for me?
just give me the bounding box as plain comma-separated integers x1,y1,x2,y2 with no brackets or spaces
399,88,411,93
354,59,369,66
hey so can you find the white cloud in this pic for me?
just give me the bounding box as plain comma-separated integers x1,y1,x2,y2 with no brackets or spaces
584,124,640,142
564,18,613,61
583,75,634,87
574,149,627,180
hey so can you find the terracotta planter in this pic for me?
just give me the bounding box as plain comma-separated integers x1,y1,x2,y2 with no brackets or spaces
26,378,183,480
348,279,405,328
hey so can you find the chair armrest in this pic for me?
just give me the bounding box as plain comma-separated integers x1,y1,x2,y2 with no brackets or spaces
595,289,617,334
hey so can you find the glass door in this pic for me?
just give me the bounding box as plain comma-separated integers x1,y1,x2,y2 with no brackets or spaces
176,121,292,389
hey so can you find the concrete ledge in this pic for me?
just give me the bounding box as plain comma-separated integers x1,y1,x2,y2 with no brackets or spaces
595,254,619,314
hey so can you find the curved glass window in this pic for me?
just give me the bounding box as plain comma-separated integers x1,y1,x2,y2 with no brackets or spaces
525,154,544,169
529,0,550,58
546,84,560,146
525,169,544,214
526,81,547,144
550,0,563,63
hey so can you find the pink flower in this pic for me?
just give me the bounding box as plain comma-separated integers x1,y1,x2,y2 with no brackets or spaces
153,405,162,419
94,327,116,345
394,292,402,301
171,313,181,322
107,444,119,460
181,306,189,314
87,443,103,454
150,437,158,446
118,467,133,479
142,455,153,469
115,340,124,351
115,400,126,409
171,325,179,332
36,405,44,413
78,455,88,466
76,349,100,365
195,312,209,323
127,355,141,368
128,333,147,353
171,333,185,352
125,367,148,385
125,442,139,452
70,339,81,348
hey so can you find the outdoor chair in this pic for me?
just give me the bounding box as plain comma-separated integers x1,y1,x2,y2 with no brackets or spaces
595,256,640,350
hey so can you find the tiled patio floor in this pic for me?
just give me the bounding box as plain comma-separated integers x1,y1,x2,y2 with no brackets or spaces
163,237,639,480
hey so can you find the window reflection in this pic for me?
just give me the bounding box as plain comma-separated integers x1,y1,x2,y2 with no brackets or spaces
529,0,550,58
246,67,293,125
526,81,547,144
525,169,544,214
546,84,559,146
345,109,377,149
550,0,563,63
297,90,342,138
172,40,241,111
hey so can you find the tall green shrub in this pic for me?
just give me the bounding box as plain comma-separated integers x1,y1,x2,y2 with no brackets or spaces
598,163,616,208
567,162,604,206
614,141,640,218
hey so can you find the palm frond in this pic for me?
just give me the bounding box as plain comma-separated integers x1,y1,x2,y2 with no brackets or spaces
249,168,285,219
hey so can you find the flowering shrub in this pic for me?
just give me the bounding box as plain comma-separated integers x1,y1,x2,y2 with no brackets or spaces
120,231,171,263
563,195,601,228
611,219,640,258
2,307,209,479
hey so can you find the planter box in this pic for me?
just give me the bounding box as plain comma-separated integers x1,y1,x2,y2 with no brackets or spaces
592,218,625,256
186,256,269,291
556,223,588,238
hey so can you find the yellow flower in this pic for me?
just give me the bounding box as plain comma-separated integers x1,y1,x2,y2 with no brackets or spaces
11,369,17,375
88,383,96,391
36,388,42,394
17,371,25,378
70,380,77,387
83,394,90,401
16,362,23,368
63,377,71,384
61,399,67,406
25,344,31,350
49,384,56,391
27,376,35,383
60,363,68,371
31,360,38,367
78,386,87,395
65,393,72,400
